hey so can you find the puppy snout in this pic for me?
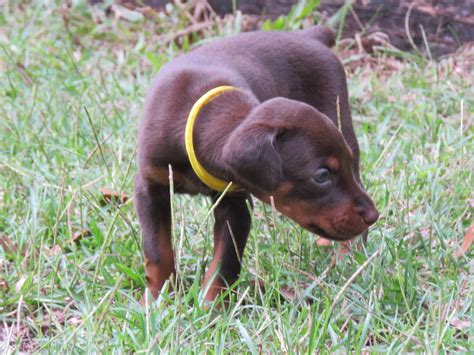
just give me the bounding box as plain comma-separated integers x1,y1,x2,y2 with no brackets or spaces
355,197,379,226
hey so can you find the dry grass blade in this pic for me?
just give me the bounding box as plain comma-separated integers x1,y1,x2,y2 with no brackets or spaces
404,2,422,55
331,249,380,309
71,229,92,244
163,21,214,45
99,188,129,206
0,273,9,291
0,234,22,255
452,222,474,258
281,261,325,288
15,63,34,86
84,132,113,168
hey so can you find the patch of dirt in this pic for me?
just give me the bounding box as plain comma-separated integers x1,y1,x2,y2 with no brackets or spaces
0,323,38,353
97,0,474,57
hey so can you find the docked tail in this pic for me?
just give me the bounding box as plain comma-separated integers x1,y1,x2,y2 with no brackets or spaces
297,25,335,48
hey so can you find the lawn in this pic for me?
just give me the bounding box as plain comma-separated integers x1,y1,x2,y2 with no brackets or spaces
0,1,472,353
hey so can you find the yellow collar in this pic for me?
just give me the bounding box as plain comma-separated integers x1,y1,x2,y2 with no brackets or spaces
185,86,240,192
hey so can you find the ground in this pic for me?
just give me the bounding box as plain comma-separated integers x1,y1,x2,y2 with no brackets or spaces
0,1,472,353
113,0,474,56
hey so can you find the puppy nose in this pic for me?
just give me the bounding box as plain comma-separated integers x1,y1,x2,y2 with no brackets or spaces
355,198,379,226
362,207,379,225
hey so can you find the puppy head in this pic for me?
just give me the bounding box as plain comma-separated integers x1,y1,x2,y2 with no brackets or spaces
222,98,378,240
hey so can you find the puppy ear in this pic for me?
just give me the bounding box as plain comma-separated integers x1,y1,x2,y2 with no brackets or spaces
222,123,283,192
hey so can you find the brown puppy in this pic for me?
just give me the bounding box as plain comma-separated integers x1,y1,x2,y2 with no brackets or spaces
135,26,378,302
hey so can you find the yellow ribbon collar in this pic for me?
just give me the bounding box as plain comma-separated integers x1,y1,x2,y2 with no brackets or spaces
185,86,239,192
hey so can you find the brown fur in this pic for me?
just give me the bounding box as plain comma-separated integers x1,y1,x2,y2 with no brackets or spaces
135,26,378,301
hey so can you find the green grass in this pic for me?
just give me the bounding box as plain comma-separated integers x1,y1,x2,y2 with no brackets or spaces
0,1,472,353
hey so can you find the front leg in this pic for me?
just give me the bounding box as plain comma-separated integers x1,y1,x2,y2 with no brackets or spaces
135,174,176,300
203,193,252,302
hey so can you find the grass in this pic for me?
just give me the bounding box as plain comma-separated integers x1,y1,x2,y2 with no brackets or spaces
0,1,472,353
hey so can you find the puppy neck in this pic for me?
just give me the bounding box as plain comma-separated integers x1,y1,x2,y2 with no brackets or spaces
191,89,260,184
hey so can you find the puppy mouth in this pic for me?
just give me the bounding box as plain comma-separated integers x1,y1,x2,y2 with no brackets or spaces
306,223,360,241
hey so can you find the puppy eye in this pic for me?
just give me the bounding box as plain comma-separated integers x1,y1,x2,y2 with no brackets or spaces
313,168,332,184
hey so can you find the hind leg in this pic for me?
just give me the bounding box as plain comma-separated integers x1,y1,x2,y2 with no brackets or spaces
135,174,176,300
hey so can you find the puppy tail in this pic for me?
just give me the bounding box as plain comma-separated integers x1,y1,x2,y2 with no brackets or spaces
297,25,335,48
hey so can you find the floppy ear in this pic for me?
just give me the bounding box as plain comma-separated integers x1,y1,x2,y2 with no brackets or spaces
222,122,283,192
